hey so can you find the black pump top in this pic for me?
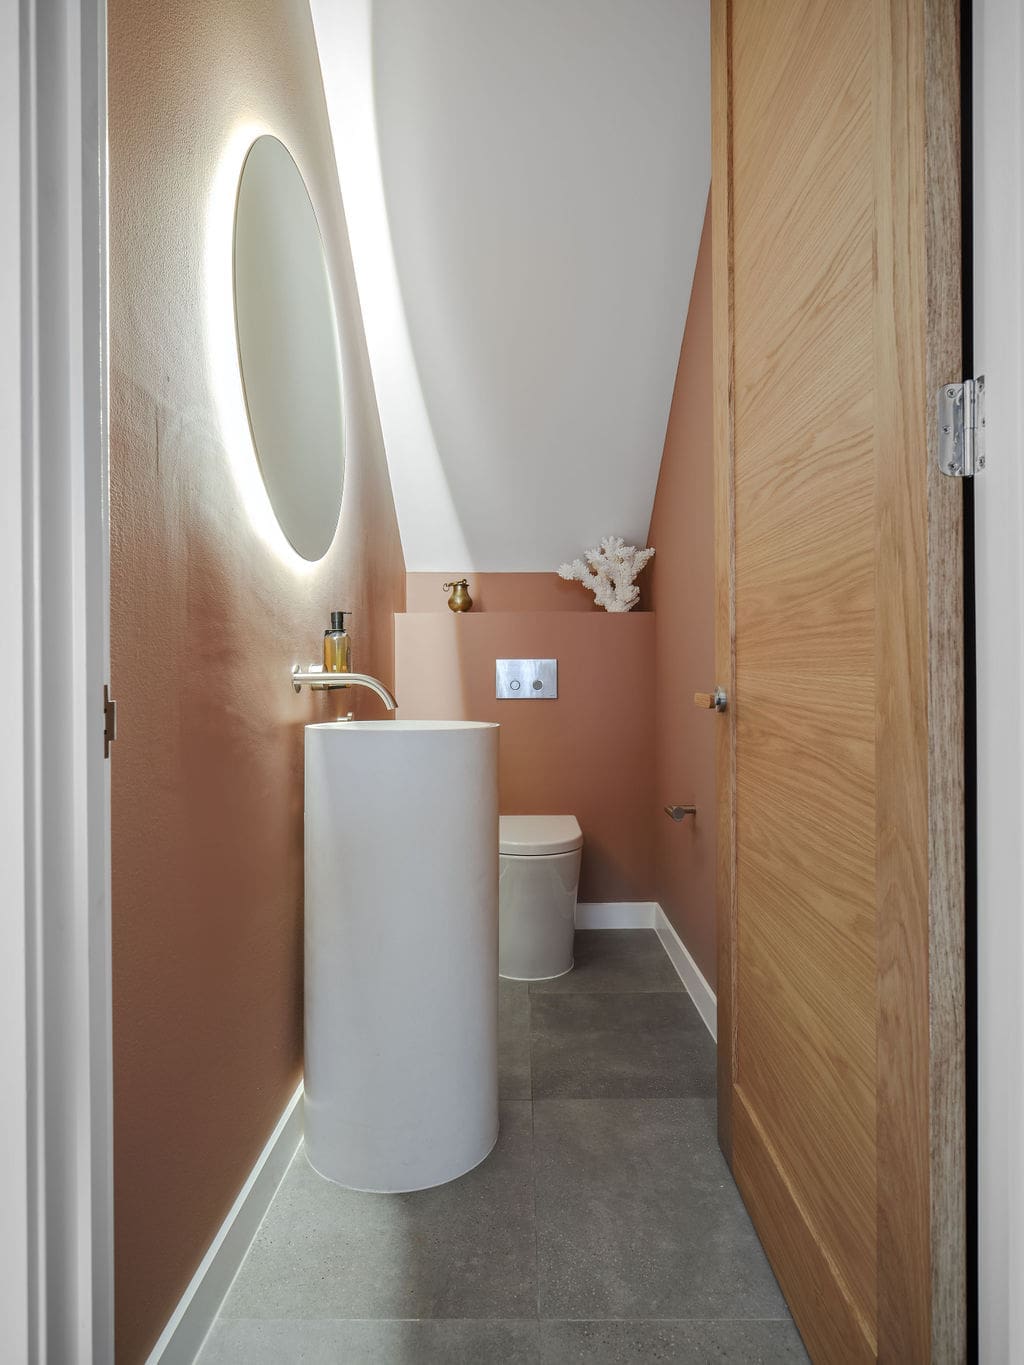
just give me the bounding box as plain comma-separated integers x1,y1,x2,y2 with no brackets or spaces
329,610,348,632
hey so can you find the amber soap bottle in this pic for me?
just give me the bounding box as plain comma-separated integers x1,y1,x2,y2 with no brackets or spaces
323,610,351,673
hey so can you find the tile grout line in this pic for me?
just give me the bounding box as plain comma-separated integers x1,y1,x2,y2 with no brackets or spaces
527,985,542,1325
209,1315,804,1325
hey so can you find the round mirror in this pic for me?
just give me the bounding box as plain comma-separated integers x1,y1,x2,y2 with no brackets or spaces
233,136,344,561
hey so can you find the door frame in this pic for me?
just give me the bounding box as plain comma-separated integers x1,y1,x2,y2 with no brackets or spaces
973,1,1024,1360
711,0,966,1355
3,0,112,1360
1,0,30,1354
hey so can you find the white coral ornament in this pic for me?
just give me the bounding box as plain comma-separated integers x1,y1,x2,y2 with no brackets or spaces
557,536,655,613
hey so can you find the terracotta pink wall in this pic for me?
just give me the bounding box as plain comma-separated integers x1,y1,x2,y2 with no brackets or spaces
646,195,716,982
396,611,655,901
108,2,405,1359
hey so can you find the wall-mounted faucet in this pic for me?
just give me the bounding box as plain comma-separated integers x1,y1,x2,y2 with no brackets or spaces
291,665,398,711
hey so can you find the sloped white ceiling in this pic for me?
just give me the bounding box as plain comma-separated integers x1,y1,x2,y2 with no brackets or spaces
312,0,710,572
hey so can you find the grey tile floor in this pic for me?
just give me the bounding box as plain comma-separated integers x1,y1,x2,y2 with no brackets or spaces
198,931,808,1364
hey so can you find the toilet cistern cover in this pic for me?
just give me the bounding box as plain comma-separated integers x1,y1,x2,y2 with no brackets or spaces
499,815,583,857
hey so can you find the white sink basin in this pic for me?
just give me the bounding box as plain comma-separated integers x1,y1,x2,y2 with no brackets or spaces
304,719,500,1192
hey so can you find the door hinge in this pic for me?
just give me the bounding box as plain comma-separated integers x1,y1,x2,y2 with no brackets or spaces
937,375,985,477
103,684,117,758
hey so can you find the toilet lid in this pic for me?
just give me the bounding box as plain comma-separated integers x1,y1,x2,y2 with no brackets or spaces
499,815,583,856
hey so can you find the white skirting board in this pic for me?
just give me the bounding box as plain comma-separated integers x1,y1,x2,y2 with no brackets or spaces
574,901,717,1041
145,1082,304,1365
654,906,717,1041
575,901,657,929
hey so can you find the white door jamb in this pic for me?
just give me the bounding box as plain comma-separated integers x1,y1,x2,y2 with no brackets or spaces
10,0,113,1360
974,2,1024,1359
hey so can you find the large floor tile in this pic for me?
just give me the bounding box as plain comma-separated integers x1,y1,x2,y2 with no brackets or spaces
199,1317,541,1364
539,1318,808,1364
531,992,714,1098
220,1105,536,1321
499,978,531,1099
533,1098,788,1321
531,930,684,995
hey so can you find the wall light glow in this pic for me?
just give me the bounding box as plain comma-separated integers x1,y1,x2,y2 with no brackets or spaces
204,119,323,575
309,0,472,571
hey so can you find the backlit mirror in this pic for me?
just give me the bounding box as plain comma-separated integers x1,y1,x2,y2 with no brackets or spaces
233,136,344,561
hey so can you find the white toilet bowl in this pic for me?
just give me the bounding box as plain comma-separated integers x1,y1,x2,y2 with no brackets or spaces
498,815,583,981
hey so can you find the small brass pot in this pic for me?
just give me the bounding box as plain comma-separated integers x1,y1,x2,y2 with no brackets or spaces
443,578,473,612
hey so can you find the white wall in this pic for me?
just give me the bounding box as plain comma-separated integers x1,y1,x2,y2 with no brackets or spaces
974,1,1024,1358
313,0,709,571
310,0,473,569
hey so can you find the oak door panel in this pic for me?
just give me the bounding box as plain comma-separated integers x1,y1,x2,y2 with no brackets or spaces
713,1,964,1359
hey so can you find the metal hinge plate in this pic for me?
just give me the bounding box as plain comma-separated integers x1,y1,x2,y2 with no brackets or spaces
103,684,117,758
938,375,986,476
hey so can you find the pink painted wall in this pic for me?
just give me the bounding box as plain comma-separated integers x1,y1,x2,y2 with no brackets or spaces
108,1,405,1359
646,195,716,982
395,612,655,901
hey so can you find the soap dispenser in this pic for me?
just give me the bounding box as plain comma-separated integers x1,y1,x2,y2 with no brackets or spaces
323,611,351,673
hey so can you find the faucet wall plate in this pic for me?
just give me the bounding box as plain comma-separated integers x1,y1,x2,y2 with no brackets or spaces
496,658,558,700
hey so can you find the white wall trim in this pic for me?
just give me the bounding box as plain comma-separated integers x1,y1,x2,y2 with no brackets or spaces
654,907,717,1042
575,901,657,929
146,1083,304,1365
574,902,718,1043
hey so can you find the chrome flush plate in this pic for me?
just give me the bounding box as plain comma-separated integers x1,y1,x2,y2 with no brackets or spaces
495,658,558,699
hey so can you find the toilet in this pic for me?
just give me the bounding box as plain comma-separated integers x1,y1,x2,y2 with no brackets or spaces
498,815,583,981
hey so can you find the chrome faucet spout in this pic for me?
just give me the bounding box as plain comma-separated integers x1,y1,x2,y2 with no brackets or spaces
291,665,398,711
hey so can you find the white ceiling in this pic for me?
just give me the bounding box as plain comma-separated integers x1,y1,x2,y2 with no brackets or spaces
312,0,710,572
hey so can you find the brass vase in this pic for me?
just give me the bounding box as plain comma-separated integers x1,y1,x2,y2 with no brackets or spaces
443,579,473,612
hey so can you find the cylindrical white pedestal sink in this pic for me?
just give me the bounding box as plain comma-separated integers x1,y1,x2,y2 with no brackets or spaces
304,719,499,1192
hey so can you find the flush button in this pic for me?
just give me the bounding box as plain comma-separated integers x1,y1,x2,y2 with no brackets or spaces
496,659,558,699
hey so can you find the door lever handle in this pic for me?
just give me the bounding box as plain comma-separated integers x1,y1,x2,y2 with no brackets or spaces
694,687,728,712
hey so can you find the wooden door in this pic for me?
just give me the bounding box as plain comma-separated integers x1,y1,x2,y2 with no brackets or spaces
712,2,965,1360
